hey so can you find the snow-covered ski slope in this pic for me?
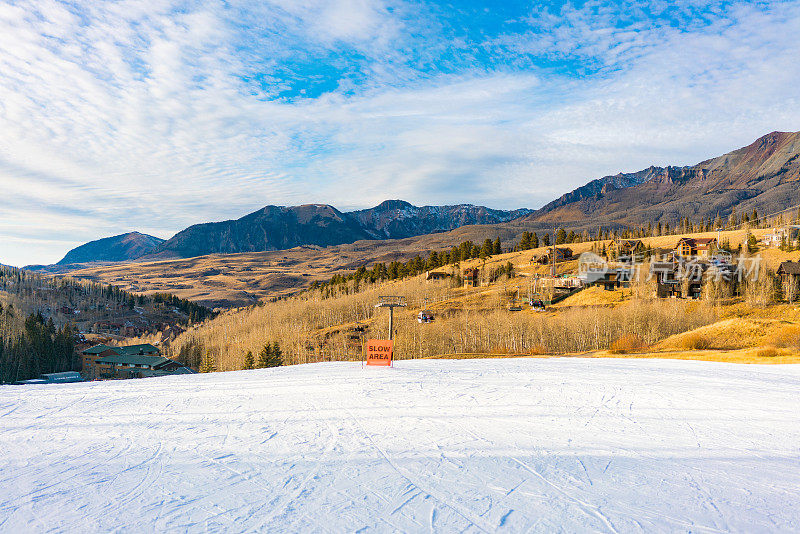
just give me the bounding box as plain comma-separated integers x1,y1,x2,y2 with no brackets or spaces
2,358,800,533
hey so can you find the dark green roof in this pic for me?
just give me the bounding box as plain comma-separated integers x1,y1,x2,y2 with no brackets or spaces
94,354,170,367
114,344,160,356
82,344,114,355
83,343,160,357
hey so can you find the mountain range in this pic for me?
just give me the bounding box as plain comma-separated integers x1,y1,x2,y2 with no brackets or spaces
148,201,532,260
40,202,532,266
32,130,800,268
527,130,800,225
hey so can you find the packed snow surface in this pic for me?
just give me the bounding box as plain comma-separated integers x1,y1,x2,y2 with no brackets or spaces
3,358,800,533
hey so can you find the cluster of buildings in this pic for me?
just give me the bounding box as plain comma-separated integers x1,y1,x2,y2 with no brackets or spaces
761,225,800,248
407,228,800,305
587,235,800,299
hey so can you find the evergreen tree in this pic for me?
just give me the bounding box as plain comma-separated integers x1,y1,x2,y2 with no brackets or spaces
542,233,551,247
493,238,502,255
531,232,539,249
270,342,283,367
556,228,567,245
257,343,273,368
243,350,255,370
747,232,758,254
200,351,216,373
450,246,461,264
480,239,493,259
519,231,531,250
427,251,440,270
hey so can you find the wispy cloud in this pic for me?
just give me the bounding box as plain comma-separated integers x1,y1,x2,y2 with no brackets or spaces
1,0,799,265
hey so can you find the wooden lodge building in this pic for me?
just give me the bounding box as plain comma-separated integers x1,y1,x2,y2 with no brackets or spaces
675,237,718,259
778,260,800,283
82,344,195,380
463,268,480,287
778,261,800,302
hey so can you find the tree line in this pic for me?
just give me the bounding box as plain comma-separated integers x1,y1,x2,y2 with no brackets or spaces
0,265,214,325
151,293,215,323
0,306,77,384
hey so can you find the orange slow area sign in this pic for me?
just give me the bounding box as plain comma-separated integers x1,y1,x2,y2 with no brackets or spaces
366,339,393,366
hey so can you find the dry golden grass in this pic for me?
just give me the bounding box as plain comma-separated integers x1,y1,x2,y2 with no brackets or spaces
424,352,547,360
165,270,718,371
767,324,800,348
657,317,800,351
64,250,361,308
752,346,780,358
550,285,626,308
425,346,800,364
589,348,800,364
674,332,712,350
609,334,647,354
755,248,800,271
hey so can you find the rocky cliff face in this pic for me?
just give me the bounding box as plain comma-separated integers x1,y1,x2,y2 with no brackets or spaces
529,131,800,225
147,201,532,259
349,200,532,240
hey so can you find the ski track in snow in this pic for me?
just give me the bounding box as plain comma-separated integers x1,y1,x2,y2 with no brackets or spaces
2,358,800,533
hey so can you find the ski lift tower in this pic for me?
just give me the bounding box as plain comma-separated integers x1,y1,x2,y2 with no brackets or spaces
375,296,406,341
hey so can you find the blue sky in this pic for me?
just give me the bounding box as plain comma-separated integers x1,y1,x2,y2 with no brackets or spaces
1,0,800,266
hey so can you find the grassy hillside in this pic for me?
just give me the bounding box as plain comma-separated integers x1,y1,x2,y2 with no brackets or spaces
154,228,800,371
52,224,786,309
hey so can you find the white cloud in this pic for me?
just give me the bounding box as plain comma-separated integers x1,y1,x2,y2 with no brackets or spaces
1,0,799,265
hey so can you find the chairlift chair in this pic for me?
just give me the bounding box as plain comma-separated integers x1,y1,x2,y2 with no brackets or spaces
529,293,546,311
508,288,523,311
417,310,435,323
